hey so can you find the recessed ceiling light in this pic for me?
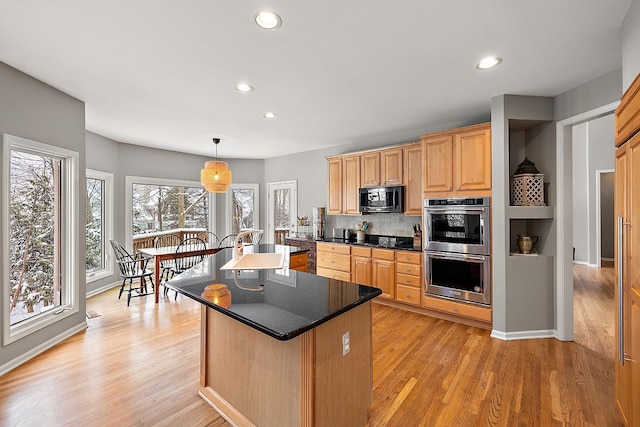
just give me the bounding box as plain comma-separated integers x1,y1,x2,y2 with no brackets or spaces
476,56,502,70
263,112,278,119
236,83,254,92
254,10,282,29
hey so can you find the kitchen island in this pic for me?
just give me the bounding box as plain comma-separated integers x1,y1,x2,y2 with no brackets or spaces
167,244,381,427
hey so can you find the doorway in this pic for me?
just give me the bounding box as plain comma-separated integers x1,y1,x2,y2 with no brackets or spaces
266,180,297,244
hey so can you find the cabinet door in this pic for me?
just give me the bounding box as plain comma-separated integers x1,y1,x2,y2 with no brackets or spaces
343,155,361,214
455,126,491,192
628,133,640,426
361,152,381,187
403,143,423,215
381,148,403,185
327,157,343,215
422,135,453,195
352,256,372,286
372,258,395,299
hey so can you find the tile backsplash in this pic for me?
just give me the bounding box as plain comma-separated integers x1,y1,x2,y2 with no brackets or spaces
327,213,421,237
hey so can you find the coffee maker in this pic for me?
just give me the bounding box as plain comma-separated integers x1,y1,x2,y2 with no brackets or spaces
312,207,325,240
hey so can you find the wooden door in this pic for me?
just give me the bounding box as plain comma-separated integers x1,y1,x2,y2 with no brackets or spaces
422,135,453,195
628,132,640,426
327,157,343,215
343,155,361,214
372,256,395,299
381,148,403,185
352,256,372,286
615,144,632,425
361,152,381,187
455,125,491,193
403,142,423,215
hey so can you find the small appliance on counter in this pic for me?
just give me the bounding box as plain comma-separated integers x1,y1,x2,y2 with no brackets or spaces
312,207,325,240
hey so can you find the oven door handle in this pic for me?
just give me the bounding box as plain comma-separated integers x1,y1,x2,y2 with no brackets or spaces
426,252,487,262
425,208,487,215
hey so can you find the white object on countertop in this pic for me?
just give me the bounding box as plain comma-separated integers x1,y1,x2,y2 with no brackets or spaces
357,230,365,242
220,253,285,271
233,229,264,260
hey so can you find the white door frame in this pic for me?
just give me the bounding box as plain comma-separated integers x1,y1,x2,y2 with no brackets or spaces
555,101,618,341
266,180,298,244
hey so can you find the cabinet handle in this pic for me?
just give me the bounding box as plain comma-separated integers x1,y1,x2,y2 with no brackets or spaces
447,186,451,191
618,216,625,366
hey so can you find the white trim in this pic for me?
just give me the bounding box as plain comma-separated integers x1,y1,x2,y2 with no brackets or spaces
225,183,260,236
490,329,556,341
0,321,87,377
86,169,115,284
86,280,121,298
2,134,81,345
266,180,298,244
125,176,216,253
555,101,619,341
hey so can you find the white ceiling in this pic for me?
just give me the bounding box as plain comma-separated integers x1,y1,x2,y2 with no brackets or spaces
0,1,633,159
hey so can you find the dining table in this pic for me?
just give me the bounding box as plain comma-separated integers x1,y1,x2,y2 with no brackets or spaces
138,243,223,303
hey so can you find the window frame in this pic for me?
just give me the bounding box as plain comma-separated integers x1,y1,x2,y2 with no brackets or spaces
225,183,260,236
1,134,80,345
85,169,114,284
125,176,216,253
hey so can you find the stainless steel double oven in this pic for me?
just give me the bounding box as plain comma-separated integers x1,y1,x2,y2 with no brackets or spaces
423,197,491,306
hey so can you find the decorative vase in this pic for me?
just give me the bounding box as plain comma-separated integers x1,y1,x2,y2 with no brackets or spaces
517,235,539,254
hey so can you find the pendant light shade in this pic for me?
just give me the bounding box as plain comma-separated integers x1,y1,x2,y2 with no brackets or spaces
201,138,232,193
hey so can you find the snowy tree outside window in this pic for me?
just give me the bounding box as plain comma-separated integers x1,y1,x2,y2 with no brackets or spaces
86,177,104,272
9,150,61,325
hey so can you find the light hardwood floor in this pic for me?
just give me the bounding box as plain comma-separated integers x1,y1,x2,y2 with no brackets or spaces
0,265,622,426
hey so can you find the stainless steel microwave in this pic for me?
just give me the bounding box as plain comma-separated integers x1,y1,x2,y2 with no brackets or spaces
359,186,404,213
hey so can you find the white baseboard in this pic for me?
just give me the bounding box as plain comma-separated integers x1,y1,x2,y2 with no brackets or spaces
0,321,87,377
490,329,556,341
86,281,120,298
572,260,589,266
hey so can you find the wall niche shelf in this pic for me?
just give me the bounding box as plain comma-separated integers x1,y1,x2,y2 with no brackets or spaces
507,205,554,219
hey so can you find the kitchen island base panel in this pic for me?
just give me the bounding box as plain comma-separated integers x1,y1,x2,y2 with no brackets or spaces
200,302,372,427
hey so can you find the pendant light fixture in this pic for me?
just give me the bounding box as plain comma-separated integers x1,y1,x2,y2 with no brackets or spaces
201,138,232,193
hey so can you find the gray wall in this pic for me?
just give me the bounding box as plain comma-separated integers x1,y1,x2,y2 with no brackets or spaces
0,62,86,369
623,0,640,88
572,124,588,262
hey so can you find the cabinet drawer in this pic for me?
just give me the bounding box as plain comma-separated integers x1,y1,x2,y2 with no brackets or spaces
397,272,421,288
317,242,351,255
351,246,372,257
289,253,308,270
316,266,351,282
396,285,421,305
372,248,395,261
395,251,421,264
421,295,492,323
396,262,421,276
317,253,351,272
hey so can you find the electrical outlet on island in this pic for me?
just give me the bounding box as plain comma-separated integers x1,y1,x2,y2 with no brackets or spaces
342,331,350,356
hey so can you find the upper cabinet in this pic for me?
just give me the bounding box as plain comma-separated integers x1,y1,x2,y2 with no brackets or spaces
403,142,423,216
361,148,403,187
327,155,361,215
421,123,491,198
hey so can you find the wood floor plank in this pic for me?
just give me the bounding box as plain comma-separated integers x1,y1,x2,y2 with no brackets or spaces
0,265,624,426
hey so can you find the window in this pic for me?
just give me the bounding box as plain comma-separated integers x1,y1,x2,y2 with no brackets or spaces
226,184,260,235
2,134,79,344
125,176,215,253
86,170,114,283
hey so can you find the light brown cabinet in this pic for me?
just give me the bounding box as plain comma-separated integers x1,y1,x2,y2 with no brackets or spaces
403,142,423,215
614,72,640,427
289,251,308,272
316,242,351,282
351,246,372,286
395,251,422,306
381,148,403,185
372,249,395,299
421,122,491,198
326,155,360,215
361,152,381,187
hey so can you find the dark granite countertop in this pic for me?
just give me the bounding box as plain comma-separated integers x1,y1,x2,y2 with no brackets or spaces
322,235,422,252
166,244,381,341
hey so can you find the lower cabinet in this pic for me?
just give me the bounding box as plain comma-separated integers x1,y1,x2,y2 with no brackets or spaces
395,251,422,305
372,249,395,299
289,251,308,272
351,247,372,286
316,242,351,281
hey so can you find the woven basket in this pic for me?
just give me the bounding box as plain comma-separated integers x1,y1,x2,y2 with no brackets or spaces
511,174,545,206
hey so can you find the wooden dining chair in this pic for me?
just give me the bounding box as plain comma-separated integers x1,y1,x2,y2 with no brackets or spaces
110,240,154,306
218,234,238,248
167,237,207,299
198,231,220,247
154,234,182,293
